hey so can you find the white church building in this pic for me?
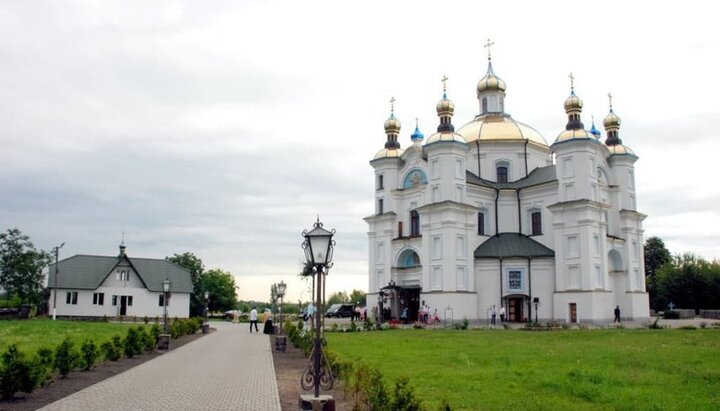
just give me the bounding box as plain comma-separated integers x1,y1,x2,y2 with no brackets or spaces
365,54,649,324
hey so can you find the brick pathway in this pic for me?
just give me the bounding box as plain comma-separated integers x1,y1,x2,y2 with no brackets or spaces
38,322,281,411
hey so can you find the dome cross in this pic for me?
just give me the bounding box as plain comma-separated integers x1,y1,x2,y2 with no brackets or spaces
484,39,495,61
608,92,613,110
569,73,575,92
390,96,396,114
441,75,448,93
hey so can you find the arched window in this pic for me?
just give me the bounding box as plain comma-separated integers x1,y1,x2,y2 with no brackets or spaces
531,211,542,235
398,249,421,268
410,210,420,236
477,212,485,235
497,166,508,183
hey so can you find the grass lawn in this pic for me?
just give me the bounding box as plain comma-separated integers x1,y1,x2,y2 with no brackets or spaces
327,328,720,410
0,319,138,354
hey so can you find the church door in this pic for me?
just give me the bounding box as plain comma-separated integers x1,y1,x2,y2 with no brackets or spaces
569,303,577,323
508,297,523,322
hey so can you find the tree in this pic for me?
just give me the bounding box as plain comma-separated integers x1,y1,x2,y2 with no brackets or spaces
200,269,238,313
349,289,367,306
654,253,720,311
166,252,205,317
644,237,672,309
0,228,51,307
327,291,349,305
269,283,279,313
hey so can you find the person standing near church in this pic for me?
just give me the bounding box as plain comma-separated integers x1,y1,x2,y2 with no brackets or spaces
491,305,497,326
499,305,506,323
249,306,259,333
614,306,621,323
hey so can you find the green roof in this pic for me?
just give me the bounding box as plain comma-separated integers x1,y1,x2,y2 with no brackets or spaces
48,255,192,293
466,165,556,190
474,233,555,259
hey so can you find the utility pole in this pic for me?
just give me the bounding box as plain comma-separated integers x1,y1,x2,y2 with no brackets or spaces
52,242,65,321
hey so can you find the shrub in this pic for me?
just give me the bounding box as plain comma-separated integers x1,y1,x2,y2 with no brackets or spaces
124,327,142,358
648,318,663,329
366,367,389,410
678,325,697,330
391,376,421,411
80,339,99,371
150,324,161,342
143,316,149,324
33,347,55,387
462,318,469,330
0,344,39,400
101,339,120,361
664,310,680,319
363,319,374,331
54,338,79,378
138,327,156,352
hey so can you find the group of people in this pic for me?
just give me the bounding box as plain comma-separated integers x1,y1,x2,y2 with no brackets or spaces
489,304,507,325
248,306,275,334
417,305,441,325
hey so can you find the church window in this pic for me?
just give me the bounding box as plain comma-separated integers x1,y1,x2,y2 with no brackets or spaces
455,159,464,178
377,174,384,190
531,212,542,235
398,249,420,268
376,242,384,263
568,265,580,289
431,160,440,179
432,186,439,202
456,235,466,259
595,265,603,288
377,199,384,214
566,235,579,258
456,186,464,202
410,210,420,236
508,271,522,290
594,234,601,255
497,166,508,183
477,212,485,235
397,221,403,238
376,270,385,288
563,158,574,178
629,171,635,188
482,97,488,113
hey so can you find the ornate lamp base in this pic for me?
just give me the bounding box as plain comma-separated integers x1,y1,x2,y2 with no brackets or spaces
157,333,171,351
300,345,334,391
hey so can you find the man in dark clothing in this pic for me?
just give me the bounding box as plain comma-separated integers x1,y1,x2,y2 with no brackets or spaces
614,306,621,323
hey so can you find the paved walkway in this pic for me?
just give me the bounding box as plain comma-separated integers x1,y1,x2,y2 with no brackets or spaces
39,322,281,411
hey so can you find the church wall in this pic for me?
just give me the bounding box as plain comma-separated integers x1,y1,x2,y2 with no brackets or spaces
496,191,518,232
518,184,557,249
476,260,502,319
529,260,555,321
421,292,477,322
373,161,401,215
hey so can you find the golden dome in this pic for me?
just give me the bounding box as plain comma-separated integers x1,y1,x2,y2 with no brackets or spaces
426,131,466,145
477,62,506,94
373,147,405,160
384,114,401,134
436,95,455,115
553,128,594,144
603,110,620,129
457,114,548,147
564,92,583,112
607,144,635,156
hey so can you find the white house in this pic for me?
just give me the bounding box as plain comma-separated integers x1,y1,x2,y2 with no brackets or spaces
366,56,649,324
48,244,192,318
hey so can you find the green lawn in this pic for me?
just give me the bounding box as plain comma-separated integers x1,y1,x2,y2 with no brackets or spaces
327,329,720,410
0,319,136,354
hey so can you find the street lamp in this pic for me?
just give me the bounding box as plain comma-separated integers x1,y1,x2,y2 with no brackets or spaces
52,242,65,321
277,280,286,333
158,278,171,350
300,217,335,403
533,297,540,324
203,291,210,334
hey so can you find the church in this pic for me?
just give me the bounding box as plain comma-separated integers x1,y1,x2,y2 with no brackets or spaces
365,47,650,324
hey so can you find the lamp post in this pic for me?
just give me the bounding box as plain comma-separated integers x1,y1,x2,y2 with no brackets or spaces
300,217,335,404
52,242,65,321
533,297,540,324
277,280,286,333
158,278,171,350
202,291,210,334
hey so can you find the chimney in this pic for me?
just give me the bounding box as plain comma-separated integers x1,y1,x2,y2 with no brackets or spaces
119,243,126,257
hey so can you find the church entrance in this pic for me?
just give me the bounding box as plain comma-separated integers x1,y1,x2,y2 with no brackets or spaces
507,297,524,322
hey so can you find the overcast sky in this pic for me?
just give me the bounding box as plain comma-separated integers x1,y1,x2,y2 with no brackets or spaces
1,1,718,303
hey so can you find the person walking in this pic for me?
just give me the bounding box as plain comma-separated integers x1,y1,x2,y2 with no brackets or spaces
499,305,506,323
491,305,497,326
614,305,621,323
249,306,259,333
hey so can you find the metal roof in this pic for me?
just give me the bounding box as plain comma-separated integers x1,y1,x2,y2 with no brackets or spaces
48,255,193,293
474,233,555,259
466,165,556,190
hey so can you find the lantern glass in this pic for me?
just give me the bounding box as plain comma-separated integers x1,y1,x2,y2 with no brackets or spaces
162,279,171,293
277,281,287,297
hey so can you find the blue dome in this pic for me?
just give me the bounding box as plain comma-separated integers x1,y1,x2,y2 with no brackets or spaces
411,125,424,141
590,121,601,138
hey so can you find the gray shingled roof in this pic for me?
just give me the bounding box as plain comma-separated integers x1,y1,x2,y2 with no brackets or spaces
48,255,192,293
466,165,557,190
474,233,555,258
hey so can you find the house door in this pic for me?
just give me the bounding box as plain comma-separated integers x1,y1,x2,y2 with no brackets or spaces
120,296,128,316
508,297,523,322
569,303,577,323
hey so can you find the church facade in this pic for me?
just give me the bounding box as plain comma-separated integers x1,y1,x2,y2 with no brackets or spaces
365,56,649,324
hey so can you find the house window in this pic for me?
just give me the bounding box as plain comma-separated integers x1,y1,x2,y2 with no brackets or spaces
93,292,105,305
497,166,508,183
478,212,485,235
66,291,78,305
378,199,384,214
116,269,130,281
128,296,133,306
159,295,165,307
377,174,384,190
508,271,522,290
112,295,118,306
410,210,420,236
531,212,542,235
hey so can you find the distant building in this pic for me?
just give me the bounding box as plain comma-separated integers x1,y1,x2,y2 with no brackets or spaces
48,244,192,318
366,54,649,324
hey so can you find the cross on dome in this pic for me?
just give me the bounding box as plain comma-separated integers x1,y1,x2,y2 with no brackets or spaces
484,39,495,61
608,92,613,110
441,75,448,92
390,96,396,114
569,73,575,91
